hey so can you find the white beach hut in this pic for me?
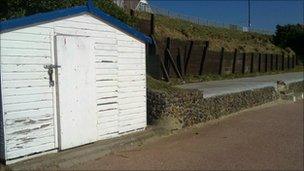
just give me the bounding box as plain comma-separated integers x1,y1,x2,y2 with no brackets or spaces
0,0,151,164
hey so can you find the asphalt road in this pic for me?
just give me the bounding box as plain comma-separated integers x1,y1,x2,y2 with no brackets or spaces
177,72,304,97
71,101,303,170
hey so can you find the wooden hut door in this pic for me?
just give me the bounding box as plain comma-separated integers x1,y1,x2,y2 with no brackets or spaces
55,35,98,150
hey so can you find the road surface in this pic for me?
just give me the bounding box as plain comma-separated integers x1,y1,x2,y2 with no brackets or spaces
177,72,303,97
71,101,304,170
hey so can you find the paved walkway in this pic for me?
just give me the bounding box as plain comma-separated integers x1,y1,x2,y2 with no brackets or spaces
71,101,303,170
177,72,303,98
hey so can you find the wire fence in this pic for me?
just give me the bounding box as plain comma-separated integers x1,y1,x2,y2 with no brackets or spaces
149,5,274,35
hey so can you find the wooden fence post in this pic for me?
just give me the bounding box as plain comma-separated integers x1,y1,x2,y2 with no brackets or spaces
242,52,246,74
184,41,194,75
176,48,183,75
250,53,254,73
164,37,171,75
164,37,183,80
160,56,170,82
199,41,209,75
258,53,262,72
150,14,155,35
281,53,285,71
232,49,237,74
219,47,225,75
270,54,273,71
265,54,268,72
275,54,279,70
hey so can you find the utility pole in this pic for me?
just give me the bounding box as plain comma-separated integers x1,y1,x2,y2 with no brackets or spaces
248,0,251,30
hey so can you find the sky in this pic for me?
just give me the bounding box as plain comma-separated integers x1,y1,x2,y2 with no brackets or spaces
148,0,303,32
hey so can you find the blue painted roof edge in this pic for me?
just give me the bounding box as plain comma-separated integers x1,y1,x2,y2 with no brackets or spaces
0,5,152,44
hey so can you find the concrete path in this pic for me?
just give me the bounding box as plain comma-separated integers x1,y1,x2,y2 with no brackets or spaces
71,101,303,170
177,72,303,98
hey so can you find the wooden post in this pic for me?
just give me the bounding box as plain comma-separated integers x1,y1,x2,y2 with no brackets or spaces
265,54,268,72
150,14,155,35
258,53,262,72
176,48,183,75
166,49,183,80
184,41,194,75
242,53,246,74
130,9,135,17
275,54,279,70
281,53,285,71
164,37,183,79
219,47,225,75
160,56,170,82
270,54,273,71
164,37,171,75
250,53,254,73
232,49,237,74
199,41,209,75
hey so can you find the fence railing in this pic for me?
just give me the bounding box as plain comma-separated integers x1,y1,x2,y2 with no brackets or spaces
149,5,274,35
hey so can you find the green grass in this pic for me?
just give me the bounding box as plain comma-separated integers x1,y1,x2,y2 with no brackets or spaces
147,76,182,93
136,12,293,55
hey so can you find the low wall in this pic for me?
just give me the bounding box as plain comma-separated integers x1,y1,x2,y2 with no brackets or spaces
288,81,304,93
147,87,278,128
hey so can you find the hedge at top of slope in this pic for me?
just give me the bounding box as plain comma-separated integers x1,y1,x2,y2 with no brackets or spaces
0,0,137,26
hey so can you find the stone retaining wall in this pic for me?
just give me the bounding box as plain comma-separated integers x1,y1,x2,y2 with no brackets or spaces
288,81,304,93
147,80,304,129
147,87,279,128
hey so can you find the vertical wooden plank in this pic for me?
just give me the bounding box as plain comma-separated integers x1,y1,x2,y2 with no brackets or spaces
292,55,295,68
265,54,268,72
281,53,285,71
164,37,171,75
219,47,225,75
242,52,246,74
184,41,194,75
160,56,170,82
258,53,262,72
275,54,279,70
183,45,188,76
287,55,290,69
250,53,254,73
232,49,237,74
270,54,273,71
166,49,183,80
150,14,155,35
199,41,209,75
176,48,183,75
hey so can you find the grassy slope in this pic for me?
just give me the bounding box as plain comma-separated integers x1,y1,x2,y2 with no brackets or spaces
137,13,293,55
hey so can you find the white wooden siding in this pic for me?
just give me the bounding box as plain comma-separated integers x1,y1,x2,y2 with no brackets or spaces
117,33,147,134
0,13,146,161
1,30,55,159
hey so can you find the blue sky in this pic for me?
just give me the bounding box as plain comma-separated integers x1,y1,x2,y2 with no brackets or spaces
149,0,303,32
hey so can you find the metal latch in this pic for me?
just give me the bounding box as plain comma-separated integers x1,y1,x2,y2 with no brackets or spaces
44,64,61,87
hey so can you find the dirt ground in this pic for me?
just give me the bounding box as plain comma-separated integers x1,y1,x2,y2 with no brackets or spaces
70,101,303,170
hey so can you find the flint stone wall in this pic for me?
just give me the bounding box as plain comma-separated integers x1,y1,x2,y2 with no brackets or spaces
147,87,279,127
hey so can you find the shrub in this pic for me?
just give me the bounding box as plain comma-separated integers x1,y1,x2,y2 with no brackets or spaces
273,24,304,61
0,0,136,26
